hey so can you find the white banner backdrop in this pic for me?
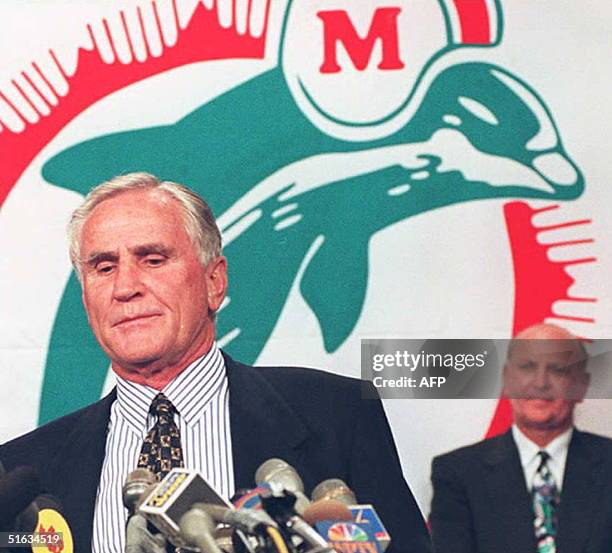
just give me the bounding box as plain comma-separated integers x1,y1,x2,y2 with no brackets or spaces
1,0,611,514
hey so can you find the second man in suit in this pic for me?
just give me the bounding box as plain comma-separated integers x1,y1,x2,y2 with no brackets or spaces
430,323,612,553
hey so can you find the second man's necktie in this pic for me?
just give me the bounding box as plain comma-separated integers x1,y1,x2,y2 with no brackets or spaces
533,450,560,553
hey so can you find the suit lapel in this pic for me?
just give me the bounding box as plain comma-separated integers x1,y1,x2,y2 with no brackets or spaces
224,354,311,491
556,430,602,553
484,431,536,553
47,391,115,553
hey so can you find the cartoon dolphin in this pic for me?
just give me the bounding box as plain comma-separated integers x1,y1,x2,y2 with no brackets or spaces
39,62,583,421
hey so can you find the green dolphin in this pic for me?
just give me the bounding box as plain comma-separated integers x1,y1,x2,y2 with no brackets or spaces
39,62,583,422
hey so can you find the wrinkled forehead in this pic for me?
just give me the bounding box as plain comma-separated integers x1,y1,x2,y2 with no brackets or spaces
80,189,189,250
89,188,182,224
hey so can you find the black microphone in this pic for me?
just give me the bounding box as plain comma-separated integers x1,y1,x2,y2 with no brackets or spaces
0,463,74,551
12,494,73,552
0,465,41,531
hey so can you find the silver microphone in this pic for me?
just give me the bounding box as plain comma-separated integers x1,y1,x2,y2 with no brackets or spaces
311,478,357,505
255,458,310,514
179,505,224,553
197,503,277,533
122,469,168,553
255,459,333,553
255,458,304,494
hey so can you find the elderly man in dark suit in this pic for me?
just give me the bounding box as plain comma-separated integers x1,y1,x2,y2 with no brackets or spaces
430,323,612,553
0,173,430,553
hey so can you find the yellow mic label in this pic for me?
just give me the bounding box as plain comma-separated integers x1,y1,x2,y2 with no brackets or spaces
36,509,73,553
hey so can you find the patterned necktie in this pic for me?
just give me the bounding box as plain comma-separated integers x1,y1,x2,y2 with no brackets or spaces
532,450,560,553
137,393,184,480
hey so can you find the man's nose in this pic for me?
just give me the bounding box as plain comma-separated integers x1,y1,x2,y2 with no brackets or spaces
532,366,551,390
112,262,143,301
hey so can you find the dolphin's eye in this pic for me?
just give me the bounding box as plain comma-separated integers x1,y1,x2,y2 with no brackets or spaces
442,114,462,126
458,96,499,126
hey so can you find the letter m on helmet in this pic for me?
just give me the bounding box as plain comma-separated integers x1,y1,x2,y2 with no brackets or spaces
317,7,405,73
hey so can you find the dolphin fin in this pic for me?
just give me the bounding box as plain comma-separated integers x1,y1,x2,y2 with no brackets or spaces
300,238,369,353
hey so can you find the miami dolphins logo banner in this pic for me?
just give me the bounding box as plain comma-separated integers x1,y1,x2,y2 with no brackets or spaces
1,0,610,510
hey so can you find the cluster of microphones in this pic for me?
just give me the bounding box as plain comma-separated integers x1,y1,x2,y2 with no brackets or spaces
0,458,390,553
126,459,390,553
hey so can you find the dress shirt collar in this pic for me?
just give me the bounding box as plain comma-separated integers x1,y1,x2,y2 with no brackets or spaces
115,342,227,434
512,424,573,489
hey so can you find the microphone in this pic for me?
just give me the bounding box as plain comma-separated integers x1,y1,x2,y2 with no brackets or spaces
310,479,390,551
0,466,41,531
178,506,225,553
197,504,264,553
138,468,232,549
123,469,157,516
301,500,352,526
122,469,167,553
255,459,304,495
124,515,167,553
200,504,277,534
255,460,332,552
311,480,356,505
23,494,74,553
254,459,310,515
0,463,73,552
13,494,74,553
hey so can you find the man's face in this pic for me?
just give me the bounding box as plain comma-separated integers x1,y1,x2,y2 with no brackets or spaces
79,190,227,379
503,338,589,433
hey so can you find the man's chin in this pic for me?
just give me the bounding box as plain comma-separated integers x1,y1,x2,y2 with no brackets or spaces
110,354,164,379
518,410,572,432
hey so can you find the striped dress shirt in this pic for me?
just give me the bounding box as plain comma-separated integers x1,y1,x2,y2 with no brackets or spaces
92,343,234,553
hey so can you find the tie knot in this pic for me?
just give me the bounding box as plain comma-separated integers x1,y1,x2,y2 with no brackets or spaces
150,393,177,418
537,450,550,469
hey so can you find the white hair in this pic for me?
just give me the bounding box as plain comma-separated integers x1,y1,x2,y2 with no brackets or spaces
68,172,222,281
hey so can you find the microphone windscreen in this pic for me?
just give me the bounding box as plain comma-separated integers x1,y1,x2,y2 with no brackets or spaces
255,459,304,493
123,469,157,513
16,494,63,532
0,466,41,529
311,478,357,505
32,495,74,553
302,499,353,525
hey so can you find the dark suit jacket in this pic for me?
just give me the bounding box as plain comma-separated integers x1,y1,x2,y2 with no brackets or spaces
430,429,612,553
0,354,431,553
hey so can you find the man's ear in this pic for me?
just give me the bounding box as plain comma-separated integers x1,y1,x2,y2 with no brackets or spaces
576,371,591,403
206,256,228,312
